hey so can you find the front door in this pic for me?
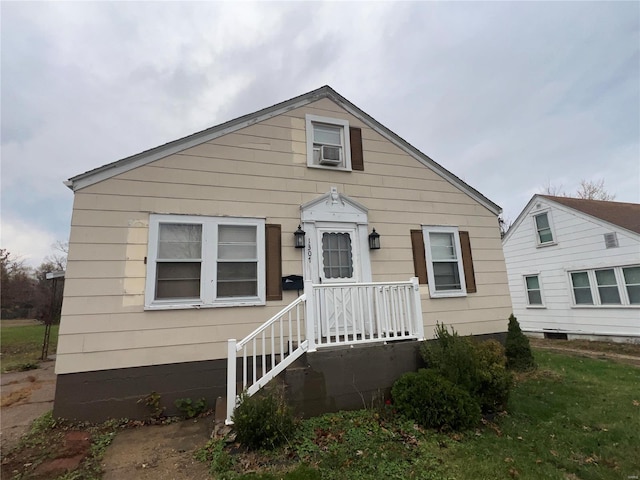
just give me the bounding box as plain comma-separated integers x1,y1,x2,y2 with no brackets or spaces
316,225,361,337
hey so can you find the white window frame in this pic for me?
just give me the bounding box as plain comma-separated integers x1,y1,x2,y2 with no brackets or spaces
305,114,351,171
532,210,556,247
567,265,640,308
145,214,265,310
523,274,545,308
422,225,467,298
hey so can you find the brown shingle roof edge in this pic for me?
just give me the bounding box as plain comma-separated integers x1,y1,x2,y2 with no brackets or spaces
541,195,640,235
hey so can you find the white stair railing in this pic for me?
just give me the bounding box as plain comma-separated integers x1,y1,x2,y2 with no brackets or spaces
226,294,308,424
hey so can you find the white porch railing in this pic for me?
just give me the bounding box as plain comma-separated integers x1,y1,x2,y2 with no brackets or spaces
306,278,424,349
226,277,424,424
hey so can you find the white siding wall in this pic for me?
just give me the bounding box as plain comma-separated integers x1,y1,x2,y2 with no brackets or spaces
57,98,512,374
504,198,640,339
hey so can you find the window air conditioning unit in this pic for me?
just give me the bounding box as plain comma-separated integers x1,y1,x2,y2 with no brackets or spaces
319,145,341,165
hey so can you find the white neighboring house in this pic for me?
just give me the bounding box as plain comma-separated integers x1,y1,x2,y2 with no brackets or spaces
503,195,640,343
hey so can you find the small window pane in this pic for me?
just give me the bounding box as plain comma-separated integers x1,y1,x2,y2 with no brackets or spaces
527,290,542,305
219,225,256,243
535,213,550,229
623,267,640,304
430,232,456,260
314,124,341,145
217,262,257,297
595,269,621,304
433,262,461,291
526,276,540,290
218,244,257,260
158,224,202,259
322,233,353,279
571,272,593,305
623,267,640,284
572,272,591,288
156,262,201,299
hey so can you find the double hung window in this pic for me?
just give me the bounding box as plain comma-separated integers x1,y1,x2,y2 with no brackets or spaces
146,215,265,309
524,275,543,306
306,114,351,170
534,212,554,245
422,226,466,297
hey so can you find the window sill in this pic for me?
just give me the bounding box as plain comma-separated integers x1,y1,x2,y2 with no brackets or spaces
570,304,639,309
306,164,352,172
145,299,266,310
526,305,546,309
536,241,557,248
428,290,467,299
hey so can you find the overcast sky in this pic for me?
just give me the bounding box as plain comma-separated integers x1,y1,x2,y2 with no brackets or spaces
2,1,639,268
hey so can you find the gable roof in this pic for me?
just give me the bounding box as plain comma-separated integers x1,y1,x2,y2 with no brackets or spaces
66,85,501,215
540,195,640,235
503,194,640,243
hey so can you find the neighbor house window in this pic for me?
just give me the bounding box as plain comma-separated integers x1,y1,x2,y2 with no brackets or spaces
623,266,640,305
534,212,554,245
595,269,621,305
568,265,639,307
306,114,351,170
570,271,593,305
422,226,467,298
524,275,543,306
146,214,265,309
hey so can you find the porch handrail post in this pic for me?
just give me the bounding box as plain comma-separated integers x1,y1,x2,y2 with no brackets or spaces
226,338,237,425
410,277,425,340
304,280,316,352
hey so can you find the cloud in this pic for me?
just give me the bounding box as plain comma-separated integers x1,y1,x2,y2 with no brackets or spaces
0,216,57,268
0,0,638,259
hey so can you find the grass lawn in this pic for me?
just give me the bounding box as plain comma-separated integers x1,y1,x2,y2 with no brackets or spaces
200,349,640,480
0,322,59,372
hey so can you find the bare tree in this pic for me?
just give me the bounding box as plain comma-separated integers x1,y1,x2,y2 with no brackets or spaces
541,179,566,197
540,178,615,201
575,179,616,201
43,240,68,270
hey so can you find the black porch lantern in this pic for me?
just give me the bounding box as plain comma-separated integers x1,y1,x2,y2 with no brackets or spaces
368,228,381,250
294,225,306,248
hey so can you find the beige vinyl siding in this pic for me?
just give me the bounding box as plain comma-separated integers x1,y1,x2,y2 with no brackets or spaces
57,97,511,374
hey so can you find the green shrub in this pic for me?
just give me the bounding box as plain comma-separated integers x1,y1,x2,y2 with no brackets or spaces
232,389,297,450
505,314,536,371
420,324,512,413
473,340,512,412
391,369,481,431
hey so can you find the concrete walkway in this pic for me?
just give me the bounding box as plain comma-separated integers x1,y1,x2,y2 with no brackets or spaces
0,360,57,452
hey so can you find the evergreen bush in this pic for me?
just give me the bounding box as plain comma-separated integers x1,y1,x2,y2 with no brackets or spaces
391,369,481,431
232,388,297,450
420,323,512,413
505,314,536,371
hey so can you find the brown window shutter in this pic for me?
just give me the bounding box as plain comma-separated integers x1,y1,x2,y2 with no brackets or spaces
410,229,428,284
459,231,477,293
265,224,282,301
350,127,364,171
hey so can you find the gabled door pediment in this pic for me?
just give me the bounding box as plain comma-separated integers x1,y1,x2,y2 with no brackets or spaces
301,187,368,224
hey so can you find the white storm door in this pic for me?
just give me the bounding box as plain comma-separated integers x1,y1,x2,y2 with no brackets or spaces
317,226,361,336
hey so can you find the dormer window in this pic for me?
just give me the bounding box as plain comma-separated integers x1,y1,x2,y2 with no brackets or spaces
306,114,351,171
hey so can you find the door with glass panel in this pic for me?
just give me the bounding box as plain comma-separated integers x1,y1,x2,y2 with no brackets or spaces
316,226,361,337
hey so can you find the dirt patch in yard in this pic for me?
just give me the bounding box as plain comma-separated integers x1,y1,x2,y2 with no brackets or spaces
530,337,640,367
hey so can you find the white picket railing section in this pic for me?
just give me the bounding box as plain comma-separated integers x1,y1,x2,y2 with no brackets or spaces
226,294,308,424
307,278,424,349
226,277,424,424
